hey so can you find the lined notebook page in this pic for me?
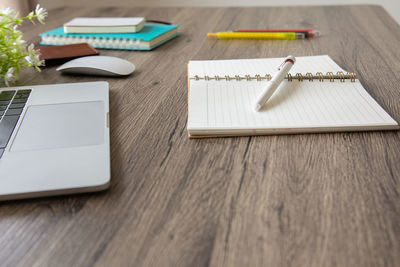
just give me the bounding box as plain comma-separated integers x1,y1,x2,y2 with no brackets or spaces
187,56,398,135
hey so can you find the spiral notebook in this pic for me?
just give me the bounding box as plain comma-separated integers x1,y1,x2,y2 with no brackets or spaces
39,23,178,50
187,55,399,138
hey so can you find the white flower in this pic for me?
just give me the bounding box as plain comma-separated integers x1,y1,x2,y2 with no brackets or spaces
12,25,22,37
15,35,26,49
1,7,16,17
24,55,33,64
27,43,35,54
25,43,44,67
34,5,47,24
0,4,46,86
4,67,16,86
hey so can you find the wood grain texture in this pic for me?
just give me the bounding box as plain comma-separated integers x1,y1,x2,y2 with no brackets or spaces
1,5,400,267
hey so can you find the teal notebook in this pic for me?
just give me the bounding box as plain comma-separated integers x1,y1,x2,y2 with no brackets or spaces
39,23,179,50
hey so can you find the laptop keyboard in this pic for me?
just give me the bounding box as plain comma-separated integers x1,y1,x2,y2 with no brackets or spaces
0,89,31,158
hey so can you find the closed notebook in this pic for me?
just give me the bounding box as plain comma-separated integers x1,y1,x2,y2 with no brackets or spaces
39,23,179,51
64,17,146,33
187,55,399,138
37,43,99,65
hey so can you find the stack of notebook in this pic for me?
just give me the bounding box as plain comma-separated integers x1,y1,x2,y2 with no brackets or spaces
39,17,179,51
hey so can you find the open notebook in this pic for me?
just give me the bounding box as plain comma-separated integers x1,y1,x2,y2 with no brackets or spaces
187,55,399,138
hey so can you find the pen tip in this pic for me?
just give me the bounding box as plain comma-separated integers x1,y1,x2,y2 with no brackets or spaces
207,33,217,37
255,104,262,112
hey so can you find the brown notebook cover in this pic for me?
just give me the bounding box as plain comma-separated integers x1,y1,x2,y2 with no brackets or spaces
37,43,99,66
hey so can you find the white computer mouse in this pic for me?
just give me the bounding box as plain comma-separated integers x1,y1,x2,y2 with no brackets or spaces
56,56,135,77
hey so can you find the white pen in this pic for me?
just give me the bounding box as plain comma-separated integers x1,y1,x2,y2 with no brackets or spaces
254,55,296,111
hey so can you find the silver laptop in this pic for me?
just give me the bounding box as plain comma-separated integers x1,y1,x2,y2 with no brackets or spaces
0,81,110,201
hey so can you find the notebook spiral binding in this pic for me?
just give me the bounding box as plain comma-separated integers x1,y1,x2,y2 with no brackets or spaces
191,71,356,82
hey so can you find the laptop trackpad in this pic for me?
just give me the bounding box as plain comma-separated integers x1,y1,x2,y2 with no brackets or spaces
10,101,105,152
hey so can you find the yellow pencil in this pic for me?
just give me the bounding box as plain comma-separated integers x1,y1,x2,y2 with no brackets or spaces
207,32,305,39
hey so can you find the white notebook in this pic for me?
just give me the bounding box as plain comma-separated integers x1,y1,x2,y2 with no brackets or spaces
187,55,399,138
64,17,146,33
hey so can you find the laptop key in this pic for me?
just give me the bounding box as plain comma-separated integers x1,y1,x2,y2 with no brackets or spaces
0,91,15,101
11,98,27,104
14,93,30,99
5,108,23,116
9,103,25,109
0,106,7,111
0,100,10,105
0,115,19,148
18,89,31,94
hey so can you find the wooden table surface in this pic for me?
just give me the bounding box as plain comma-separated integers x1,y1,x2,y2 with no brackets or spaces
1,5,400,267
